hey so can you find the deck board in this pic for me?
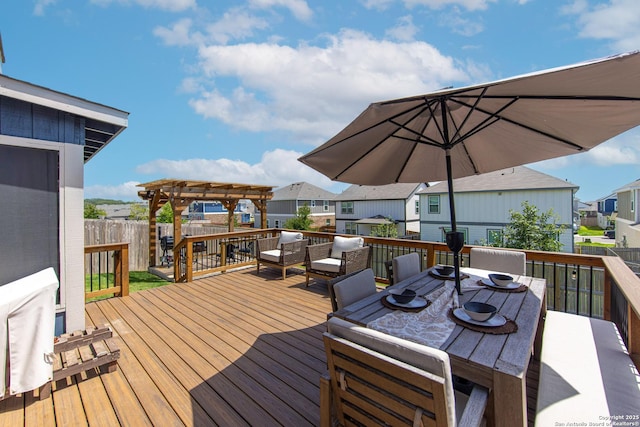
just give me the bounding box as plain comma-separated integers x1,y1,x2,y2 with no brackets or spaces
0,267,539,426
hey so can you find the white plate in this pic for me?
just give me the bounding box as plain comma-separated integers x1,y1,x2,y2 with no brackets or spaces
452,308,507,327
385,295,428,309
481,278,520,290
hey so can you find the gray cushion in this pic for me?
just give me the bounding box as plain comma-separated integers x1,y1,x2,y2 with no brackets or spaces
536,311,640,425
469,247,526,275
392,253,421,283
327,316,457,426
330,236,363,259
333,268,376,310
277,231,302,248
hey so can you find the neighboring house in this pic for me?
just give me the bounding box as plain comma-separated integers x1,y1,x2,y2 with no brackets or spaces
187,200,253,224
613,180,640,247
0,74,128,334
577,199,598,228
255,182,336,229
597,193,618,216
418,166,577,252
334,183,427,236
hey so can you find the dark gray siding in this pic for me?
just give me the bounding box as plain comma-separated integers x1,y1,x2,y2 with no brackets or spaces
1,96,84,145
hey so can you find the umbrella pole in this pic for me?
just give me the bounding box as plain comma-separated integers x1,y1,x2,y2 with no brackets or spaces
444,148,463,295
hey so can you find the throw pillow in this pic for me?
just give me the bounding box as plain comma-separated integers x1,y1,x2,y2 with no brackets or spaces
331,236,364,259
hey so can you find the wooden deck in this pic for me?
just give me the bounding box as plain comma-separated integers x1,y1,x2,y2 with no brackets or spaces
0,267,539,426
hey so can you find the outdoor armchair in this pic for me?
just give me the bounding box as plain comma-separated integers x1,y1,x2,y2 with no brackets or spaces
256,231,308,279
304,236,371,287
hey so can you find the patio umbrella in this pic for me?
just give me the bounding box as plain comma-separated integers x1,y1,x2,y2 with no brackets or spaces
298,50,640,294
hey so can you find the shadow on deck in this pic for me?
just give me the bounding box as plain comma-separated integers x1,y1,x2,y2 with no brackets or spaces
0,267,538,426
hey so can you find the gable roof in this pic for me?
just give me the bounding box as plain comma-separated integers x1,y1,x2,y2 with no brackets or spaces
419,166,577,194
334,183,426,201
271,182,336,201
614,179,640,193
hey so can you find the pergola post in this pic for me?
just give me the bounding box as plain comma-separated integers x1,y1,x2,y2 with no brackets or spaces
255,199,268,229
222,199,238,232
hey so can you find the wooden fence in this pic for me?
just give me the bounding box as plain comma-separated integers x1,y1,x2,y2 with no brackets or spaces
84,219,228,271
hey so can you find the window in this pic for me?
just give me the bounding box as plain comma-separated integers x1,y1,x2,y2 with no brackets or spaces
266,219,270,228
415,200,420,215
341,201,354,214
632,191,635,213
428,195,440,214
441,227,468,244
487,229,503,246
345,222,357,234
323,200,329,212
310,200,316,208
325,219,331,226
274,220,280,228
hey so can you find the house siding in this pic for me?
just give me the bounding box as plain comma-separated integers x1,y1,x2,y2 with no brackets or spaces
420,188,575,251
1,96,85,146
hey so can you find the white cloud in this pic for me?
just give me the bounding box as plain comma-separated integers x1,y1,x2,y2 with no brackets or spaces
248,0,313,21
403,0,497,11
84,181,142,201
205,9,270,44
187,29,471,144
531,129,640,169
33,0,57,16
439,7,484,36
134,149,336,189
385,15,420,41
153,18,201,47
90,0,196,12
564,0,640,52
360,0,396,11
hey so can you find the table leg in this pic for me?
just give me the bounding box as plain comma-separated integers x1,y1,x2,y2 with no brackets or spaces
493,370,527,427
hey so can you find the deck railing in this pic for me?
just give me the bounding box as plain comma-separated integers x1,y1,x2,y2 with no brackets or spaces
172,228,639,367
84,242,129,300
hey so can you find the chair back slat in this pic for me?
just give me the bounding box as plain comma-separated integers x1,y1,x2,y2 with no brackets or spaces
324,334,450,427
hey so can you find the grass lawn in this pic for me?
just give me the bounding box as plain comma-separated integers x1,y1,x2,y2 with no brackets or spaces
575,241,615,248
86,271,170,301
578,225,606,236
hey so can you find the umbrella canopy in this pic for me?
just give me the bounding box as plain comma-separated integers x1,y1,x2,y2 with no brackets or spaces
299,50,640,293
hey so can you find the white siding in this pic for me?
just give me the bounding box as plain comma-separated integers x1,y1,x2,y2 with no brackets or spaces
420,189,575,252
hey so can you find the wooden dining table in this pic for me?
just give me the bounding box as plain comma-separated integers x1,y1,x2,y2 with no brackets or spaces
332,266,547,427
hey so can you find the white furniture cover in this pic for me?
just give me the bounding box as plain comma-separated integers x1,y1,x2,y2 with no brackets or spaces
0,267,59,398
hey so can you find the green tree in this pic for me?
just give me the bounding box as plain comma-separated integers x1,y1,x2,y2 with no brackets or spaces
283,204,313,230
157,203,174,223
370,217,398,238
129,204,149,221
84,202,106,219
492,201,565,251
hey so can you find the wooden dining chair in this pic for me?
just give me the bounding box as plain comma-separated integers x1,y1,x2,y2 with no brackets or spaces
321,317,488,427
469,247,526,275
392,252,421,283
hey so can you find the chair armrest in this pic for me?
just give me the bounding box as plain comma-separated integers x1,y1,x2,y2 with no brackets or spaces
305,242,333,264
319,371,333,427
341,246,371,275
458,384,489,427
256,236,279,255
280,240,308,264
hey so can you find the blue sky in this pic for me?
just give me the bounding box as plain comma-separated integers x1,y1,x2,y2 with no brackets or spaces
2,0,640,202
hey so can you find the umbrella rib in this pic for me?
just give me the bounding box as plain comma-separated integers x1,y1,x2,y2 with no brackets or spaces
452,97,586,151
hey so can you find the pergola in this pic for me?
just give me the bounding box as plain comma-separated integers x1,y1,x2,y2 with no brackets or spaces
138,179,274,267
